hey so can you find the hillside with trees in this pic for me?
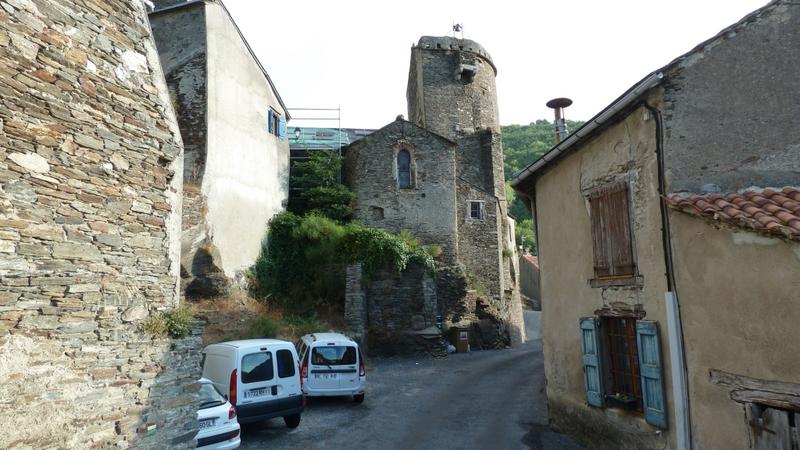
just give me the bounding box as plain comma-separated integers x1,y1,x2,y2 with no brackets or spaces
502,119,583,253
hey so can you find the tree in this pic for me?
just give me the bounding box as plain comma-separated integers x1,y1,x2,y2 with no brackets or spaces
289,150,355,222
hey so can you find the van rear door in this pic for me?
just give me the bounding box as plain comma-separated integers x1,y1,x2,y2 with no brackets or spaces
310,344,358,389
238,350,276,405
275,347,300,399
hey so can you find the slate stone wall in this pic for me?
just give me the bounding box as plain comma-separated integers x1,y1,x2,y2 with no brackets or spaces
407,36,499,141
663,1,800,193
0,0,201,448
343,119,460,263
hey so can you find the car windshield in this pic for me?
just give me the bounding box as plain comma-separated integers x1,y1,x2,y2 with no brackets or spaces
312,346,357,366
198,382,226,409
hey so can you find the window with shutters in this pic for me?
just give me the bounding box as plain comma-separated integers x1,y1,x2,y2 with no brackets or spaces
580,317,667,429
588,182,640,287
267,108,284,139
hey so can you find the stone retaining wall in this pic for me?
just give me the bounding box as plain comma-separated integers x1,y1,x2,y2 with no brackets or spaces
0,0,201,447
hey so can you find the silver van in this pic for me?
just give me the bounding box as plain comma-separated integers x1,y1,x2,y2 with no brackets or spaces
297,333,365,403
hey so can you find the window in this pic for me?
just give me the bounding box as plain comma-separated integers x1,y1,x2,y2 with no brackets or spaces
604,317,642,412
267,109,285,140
588,182,636,285
580,317,667,429
397,149,411,188
311,346,357,366
468,200,485,221
241,352,274,384
747,404,800,450
276,349,296,379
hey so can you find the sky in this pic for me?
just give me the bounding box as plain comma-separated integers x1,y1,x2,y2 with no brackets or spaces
224,0,768,129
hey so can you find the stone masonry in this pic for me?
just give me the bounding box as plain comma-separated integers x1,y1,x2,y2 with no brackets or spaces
0,0,201,448
344,36,525,352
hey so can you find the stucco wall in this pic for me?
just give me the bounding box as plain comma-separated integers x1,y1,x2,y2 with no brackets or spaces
343,119,460,262
534,102,676,449
669,213,800,450
205,1,289,276
0,0,201,447
663,1,800,193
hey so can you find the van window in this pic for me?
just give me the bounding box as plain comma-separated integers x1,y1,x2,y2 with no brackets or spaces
276,349,296,378
312,346,356,366
241,352,274,383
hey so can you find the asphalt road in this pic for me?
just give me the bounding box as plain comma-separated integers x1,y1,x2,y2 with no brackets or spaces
240,310,583,450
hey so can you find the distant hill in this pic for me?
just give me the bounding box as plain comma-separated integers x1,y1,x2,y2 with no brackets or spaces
502,119,584,220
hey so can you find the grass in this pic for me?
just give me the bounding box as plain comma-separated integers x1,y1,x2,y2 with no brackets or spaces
142,307,194,338
188,291,338,345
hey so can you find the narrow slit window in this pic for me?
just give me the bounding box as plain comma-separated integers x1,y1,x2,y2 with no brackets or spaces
398,149,411,189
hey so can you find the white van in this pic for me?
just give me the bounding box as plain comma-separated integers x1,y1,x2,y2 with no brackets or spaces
296,333,365,403
201,339,303,428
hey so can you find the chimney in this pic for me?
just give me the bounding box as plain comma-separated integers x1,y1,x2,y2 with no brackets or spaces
546,97,573,144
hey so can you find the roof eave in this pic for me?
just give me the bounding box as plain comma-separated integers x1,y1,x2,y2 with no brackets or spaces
510,71,664,191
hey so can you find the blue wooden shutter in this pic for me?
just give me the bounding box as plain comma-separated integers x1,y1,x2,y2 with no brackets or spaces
636,320,667,429
278,117,286,140
580,317,604,407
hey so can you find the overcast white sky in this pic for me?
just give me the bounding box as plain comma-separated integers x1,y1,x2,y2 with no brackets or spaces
224,0,768,128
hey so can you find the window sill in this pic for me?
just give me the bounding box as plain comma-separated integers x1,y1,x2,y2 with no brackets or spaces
589,276,643,288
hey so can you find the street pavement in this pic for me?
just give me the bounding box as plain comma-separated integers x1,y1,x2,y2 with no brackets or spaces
239,310,584,450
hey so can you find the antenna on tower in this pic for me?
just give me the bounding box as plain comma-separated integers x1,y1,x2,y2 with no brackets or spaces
452,22,464,38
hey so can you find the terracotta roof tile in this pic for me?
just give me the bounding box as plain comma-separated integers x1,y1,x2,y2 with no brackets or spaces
666,187,800,241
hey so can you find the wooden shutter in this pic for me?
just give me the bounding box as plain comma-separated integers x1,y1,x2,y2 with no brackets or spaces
589,191,611,277
636,320,667,429
589,182,635,278
580,317,605,408
608,184,634,276
278,117,286,140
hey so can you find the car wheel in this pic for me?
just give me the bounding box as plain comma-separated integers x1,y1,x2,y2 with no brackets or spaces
283,414,301,428
353,394,364,403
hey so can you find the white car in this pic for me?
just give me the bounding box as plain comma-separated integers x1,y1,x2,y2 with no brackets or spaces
196,378,241,449
202,339,303,428
297,333,366,403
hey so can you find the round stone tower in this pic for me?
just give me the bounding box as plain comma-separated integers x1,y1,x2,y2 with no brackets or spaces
406,36,500,141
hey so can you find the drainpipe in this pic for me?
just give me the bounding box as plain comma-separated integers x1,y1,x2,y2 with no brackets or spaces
643,102,691,450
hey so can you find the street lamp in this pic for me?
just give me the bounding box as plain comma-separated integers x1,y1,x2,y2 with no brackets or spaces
294,127,301,140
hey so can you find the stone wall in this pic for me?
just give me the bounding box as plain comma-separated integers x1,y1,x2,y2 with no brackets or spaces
0,0,201,447
343,119,460,263
663,1,800,193
407,36,499,141
344,262,441,356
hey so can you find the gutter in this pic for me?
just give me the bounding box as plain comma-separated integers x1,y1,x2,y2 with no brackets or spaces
644,102,691,450
510,71,664,188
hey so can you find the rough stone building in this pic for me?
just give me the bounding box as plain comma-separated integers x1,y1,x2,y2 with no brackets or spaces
149,0,290,297
343,36,525,353
0,0,201,448
512,2,800,449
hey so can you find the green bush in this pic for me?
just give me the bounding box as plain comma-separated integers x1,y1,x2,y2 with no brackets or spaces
283,315,327,337
142,308,193,338
250,316,281,338
249,212,436,312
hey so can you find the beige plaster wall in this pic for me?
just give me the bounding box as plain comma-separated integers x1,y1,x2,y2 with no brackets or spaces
670,213,800,450
535,102,677,449
205,2,289,276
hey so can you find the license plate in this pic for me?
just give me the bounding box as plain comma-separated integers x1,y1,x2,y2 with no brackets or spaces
315,373,338,380
199,418,216,429
244,387,269,399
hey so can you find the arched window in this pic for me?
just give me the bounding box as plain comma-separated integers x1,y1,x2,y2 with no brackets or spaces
397,149,411,188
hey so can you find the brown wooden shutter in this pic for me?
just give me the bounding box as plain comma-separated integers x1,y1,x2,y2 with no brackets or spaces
589,182,635,279
589,190,611,278
608,184,635,276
